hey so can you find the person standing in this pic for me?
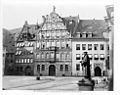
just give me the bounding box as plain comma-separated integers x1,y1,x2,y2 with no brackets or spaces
81,52,91,80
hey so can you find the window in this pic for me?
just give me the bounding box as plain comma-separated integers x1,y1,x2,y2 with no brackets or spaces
28,59,30,63
76,64,80,71
51,41,55,46
37,65,40,71
36,54,40,59
30,59,33,63
94,44,98,50
65,65,68,71
82,54,84,60
56,31,60,37
60,65,63,71
46,53,49,59
66,41,70,48
94,54,99,60
82,44,86,50
80,33,82,37
107,45,109,50
100,44,104,50
41,35,44,38
61,53,65,60
41,53,44,59
50,52,54,59
56,53,59,59
66,54,70,60
76,54,80,60
56,41,60,48
46,32,50,38
88,44,92,50
61,41,65,48
42,65,45,71
42,43,45,49
46,41,50,48
24,59,27,63
100,54,105,60
88,54,92,60
16,60,18,63
36,42,40,48
76,44,80,50
22,59,24,63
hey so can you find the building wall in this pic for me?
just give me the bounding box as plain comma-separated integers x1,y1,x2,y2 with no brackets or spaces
72,39,108,76
34,9,72,76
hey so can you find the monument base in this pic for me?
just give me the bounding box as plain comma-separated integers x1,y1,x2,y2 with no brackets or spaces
77,78,95,91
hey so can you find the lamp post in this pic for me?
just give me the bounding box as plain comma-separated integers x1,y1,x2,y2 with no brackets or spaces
36,64,40,80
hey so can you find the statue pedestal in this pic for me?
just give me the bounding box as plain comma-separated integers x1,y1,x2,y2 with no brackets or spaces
77,78,95,91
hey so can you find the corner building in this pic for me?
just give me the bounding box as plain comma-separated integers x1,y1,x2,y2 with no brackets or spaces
34,8,73,76
71,20,108,77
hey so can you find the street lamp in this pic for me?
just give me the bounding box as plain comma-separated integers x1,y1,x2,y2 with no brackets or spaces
36,64,40,80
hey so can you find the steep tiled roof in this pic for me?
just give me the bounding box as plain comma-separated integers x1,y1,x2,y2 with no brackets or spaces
74,19,107,38
9,23,42,41
62,16,79,36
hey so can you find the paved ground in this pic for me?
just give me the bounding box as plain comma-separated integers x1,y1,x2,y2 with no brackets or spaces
2,76,108,91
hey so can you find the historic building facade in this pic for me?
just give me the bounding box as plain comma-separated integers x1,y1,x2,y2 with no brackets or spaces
71,20,108,77
11,7,108,76
34,7,72,76
72,36,108,77
15,21,38,75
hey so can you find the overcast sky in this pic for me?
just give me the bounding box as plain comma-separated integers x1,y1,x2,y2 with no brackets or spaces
2,0,113,30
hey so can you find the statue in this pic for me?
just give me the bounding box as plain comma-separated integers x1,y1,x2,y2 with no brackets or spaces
81,52,91,80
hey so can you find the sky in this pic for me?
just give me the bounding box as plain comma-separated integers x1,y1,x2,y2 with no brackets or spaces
1,0,114,30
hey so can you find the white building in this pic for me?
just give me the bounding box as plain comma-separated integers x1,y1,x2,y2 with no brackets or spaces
71,20,108,77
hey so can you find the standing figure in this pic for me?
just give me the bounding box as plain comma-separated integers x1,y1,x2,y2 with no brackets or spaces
82,52,91,80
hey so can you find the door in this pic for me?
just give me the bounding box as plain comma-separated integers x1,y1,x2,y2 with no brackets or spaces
94,66,101,76
25,66,32,76
49,65,56,76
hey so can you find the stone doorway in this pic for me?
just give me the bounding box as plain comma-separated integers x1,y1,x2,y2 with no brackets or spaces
49,65,56,76
94,66,101,76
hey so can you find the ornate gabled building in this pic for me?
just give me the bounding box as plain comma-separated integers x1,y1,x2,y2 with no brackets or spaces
15,21,39,75
34,7,75,76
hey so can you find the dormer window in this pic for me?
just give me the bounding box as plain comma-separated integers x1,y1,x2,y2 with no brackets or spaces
88,32,93,38
82,32,87,38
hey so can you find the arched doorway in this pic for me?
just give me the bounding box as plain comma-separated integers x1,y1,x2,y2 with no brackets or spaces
94,66,101,76
25,66,32,76
49,65,56,76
